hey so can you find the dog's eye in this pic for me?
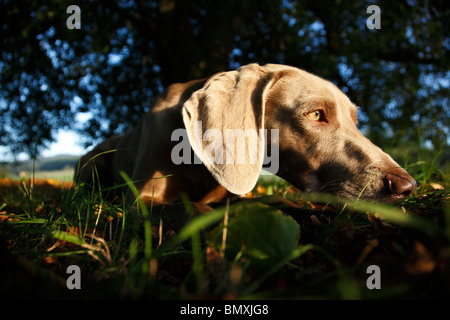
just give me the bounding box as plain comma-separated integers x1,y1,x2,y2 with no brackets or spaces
307,110,325,122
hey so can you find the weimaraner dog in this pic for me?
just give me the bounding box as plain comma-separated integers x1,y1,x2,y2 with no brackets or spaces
75,64,417,211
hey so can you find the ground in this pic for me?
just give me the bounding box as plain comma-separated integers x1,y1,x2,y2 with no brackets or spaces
0,174,449,300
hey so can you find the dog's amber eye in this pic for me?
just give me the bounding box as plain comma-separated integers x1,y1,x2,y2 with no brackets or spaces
307,110,324,122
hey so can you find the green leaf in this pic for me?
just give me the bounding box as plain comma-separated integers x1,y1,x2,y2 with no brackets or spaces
213,203,300,268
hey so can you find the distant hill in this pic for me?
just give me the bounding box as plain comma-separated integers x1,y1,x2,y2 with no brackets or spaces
0,154,80,177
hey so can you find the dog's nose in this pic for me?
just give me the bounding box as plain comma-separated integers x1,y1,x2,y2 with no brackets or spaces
384,168,417,198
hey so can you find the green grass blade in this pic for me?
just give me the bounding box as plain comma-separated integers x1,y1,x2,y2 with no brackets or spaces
286,192,435,233
26,228,88,246
176,209,226,243
119,171,153,274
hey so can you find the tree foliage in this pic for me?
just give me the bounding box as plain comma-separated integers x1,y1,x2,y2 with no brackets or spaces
1,0,448,157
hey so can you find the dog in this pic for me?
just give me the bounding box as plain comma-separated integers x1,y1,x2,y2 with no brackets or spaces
75,63,417,211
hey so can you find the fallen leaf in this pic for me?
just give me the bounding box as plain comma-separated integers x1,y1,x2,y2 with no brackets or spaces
404,241,436,275
429,183,444,190
256,185,266,194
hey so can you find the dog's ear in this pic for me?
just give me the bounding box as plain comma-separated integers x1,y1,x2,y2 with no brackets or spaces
182,64,279,195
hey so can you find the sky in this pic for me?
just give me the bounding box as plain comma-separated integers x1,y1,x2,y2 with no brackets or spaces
41,129,86,158
0,129,86,162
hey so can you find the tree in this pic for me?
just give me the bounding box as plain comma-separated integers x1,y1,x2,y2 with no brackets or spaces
1,0,448,158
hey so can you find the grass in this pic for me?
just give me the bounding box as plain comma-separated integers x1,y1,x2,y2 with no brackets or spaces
0,149,448,300
30,168,75,182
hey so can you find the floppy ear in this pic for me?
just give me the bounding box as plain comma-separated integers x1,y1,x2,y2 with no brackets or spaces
182,63,278,195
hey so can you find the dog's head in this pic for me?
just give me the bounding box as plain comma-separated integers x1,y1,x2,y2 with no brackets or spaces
182,63,417,202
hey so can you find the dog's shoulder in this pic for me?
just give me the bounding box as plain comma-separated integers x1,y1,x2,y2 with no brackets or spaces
152,78,207,113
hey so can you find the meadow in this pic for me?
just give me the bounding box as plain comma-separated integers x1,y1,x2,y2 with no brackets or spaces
0,147,448,300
